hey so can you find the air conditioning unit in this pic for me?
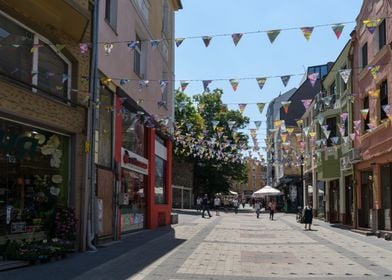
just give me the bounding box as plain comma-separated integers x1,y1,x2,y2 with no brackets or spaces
348,148,361,163
340,156,352,171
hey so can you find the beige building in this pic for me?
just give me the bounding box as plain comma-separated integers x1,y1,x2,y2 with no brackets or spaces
0,1,91,250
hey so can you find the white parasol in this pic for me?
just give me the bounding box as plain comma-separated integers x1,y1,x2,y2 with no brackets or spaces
252,186,283,198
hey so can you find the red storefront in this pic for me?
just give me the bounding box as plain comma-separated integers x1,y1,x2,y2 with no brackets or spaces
114,94,173,237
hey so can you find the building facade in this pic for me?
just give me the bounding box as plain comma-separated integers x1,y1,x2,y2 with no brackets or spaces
351,0,392,233
96,0,182,241
315,41,354,225
0,0,91,250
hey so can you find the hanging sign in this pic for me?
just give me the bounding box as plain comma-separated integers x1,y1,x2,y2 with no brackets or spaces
121,148,148,175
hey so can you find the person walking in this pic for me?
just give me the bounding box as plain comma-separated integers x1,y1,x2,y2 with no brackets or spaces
214,196,221,216
196,196,202,212
202,194,212,218
233,197,239,214
268,200,276,220
303,203,313,230
254,200,261,219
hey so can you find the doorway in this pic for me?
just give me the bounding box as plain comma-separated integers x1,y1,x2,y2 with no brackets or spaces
345,175,353,225
329,179,340,222
359,171,373,228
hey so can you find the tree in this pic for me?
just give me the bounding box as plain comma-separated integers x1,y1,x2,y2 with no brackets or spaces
174,89,249,195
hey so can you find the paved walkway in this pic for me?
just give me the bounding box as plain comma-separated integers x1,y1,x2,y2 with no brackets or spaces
2,211,392,280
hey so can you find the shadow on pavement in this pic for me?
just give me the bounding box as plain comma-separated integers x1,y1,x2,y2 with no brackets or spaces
1,226,185,280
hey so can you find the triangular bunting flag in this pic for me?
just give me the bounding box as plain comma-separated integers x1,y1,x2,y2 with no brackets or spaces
317,114,325,125
254,121,262,130
281,133,288,143
332,24,344,39
274,120,282,128
322,96,333,106
363,19,381,34
175,38,185,47
370,65,380,80
301,27,314,41
331,137,339,145
180,80,190,92
280,75,290,87
281,101,291,114
368,89,380,98
127,41,138,49
229,79,239,91
301,99,312,110
360,109,369,120
303,127,310,137
308,73,319,87
103,43,114,55
267,30,281,44
339,69,351,84
159,80,168,94
257,103,266,114
296,119,304,128
340,112,348,123
231,33,243,46
238,103,247,113
309,132,316,138
256,78,267,90
202,80,212,91
211,121,219,130
323,130,331,139
80,43,89,54
349,133,356,141
150,40,161,49
286,127,294,135
383,104,392,117
202,36,212,47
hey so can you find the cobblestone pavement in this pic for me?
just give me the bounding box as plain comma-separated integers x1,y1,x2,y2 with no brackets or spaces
2,211,392,280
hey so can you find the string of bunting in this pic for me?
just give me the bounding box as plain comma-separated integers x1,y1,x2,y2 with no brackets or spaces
7,18,384,51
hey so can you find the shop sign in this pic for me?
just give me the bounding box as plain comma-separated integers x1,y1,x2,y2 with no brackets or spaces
121,148,148,175
11,222,26,233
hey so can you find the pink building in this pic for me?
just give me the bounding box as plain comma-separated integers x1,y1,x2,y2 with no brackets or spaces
96,0,182,241
351,0,392,234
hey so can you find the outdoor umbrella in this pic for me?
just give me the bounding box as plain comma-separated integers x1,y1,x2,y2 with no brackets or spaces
252,186,282,198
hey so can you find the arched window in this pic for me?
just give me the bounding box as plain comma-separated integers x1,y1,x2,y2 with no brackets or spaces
0,12,71,101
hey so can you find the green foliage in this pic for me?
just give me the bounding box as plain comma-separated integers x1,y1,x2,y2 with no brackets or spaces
174,89,249,195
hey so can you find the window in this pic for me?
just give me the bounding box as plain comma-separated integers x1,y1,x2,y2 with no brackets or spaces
0,118,70,236
0,13,71,100
363,96,370,132
155,156,166,204
330,82,336,96
381,164,391,210
121,107,145,157
162,0,170,38
97,86,113,167
380,80,388,120
361,43,368,68
341,65,347,92
308,65,328,80
105,0,118,30
133,34,144,78
326,117,336,147
379,19,386,50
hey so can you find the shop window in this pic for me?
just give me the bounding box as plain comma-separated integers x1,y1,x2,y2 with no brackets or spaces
120,169,145,232
0,118,69,237
0,13,71,100
97,87,113,167
162,0,170,39
155,156,166,204
121,107,145,157
380,80,388,121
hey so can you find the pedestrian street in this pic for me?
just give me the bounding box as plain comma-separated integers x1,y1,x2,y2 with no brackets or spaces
132,211,392,280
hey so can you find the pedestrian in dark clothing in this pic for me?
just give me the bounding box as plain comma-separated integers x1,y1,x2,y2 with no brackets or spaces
304,203,313,230
268,200,276,220
202,194,212,218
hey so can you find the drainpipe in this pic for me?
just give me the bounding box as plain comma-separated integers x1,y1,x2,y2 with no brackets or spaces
83,0,100,252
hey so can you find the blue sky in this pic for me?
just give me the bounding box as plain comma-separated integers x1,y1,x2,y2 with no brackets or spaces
174,0,363,154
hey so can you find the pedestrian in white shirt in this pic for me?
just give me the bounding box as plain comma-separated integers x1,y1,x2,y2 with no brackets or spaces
214,196,221,216
254,200,261,219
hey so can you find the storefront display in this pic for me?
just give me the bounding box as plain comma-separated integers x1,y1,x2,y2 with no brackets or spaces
120,169,145,232
0,118,69,243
